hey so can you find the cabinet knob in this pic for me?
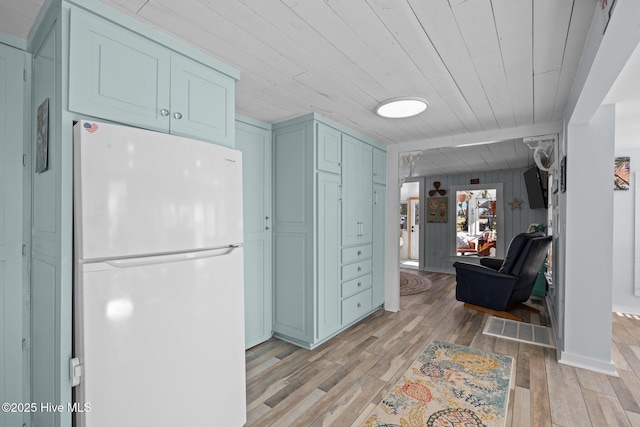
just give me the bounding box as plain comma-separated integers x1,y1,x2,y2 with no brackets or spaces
357,282,362,287
160,108,170,117
357,251,362,255
357,267,362,272
173,112,183,120
357,303,362,308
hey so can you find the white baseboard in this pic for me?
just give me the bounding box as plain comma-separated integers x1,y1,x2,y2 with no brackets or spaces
558,351,619,377
612,304,640,316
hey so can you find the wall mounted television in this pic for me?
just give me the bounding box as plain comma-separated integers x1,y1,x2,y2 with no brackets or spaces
524,166,548,209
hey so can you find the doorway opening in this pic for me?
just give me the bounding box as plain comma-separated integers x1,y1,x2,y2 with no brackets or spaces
400,181,420,269
451,183,504,259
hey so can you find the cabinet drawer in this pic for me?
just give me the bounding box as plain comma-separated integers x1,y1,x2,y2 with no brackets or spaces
341,259,372,281
341,245,372,264
341,288,373,326
341,274,372,299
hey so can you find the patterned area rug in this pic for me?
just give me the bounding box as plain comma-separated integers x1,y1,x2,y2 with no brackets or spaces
361,340,514,427
400,270,432,296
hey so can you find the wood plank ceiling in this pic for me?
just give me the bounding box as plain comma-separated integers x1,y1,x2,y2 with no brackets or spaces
1,0,597,173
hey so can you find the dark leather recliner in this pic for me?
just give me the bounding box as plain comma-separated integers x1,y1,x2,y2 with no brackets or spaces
453,232,552,321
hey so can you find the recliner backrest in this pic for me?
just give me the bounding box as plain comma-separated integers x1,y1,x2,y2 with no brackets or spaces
498,232,545,275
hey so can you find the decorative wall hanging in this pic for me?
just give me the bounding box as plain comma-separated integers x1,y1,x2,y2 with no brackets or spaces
560,156,567,193
614,156,630,190
508,198,522,210
428,181,446,196
427,197,447,223
35,98,49,173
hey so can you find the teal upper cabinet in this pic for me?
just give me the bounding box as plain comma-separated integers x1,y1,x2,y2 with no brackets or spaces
316,123,341,174
342,134,373,246
169,55,234,144
373,147,387,185
68,8,235,147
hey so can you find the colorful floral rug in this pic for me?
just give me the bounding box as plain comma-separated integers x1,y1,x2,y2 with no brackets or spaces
399,270,432,296
361,340,513,427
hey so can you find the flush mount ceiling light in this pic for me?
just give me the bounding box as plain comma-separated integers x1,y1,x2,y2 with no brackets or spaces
375,97,428,118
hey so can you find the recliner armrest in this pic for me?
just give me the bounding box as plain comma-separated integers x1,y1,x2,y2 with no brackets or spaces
453,261,518,311
479,258,503,271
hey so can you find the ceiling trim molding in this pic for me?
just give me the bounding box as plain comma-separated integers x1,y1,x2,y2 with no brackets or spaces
396,121,563,152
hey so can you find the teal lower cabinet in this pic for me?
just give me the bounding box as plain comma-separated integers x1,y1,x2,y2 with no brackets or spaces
272,113,386,349
340,245,374,326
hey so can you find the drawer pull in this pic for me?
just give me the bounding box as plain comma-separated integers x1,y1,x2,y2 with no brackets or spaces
357,250,362,255
357,282,362,287
357,266,362,272
357,303,361,308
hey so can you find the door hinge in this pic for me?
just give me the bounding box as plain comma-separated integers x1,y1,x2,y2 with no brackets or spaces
23,69,27,81
70,358,82,387
22,245,27,256
23,154,27,167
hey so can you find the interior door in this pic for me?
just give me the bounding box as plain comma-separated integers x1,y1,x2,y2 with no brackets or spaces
409,197,419,260
236,120,272,349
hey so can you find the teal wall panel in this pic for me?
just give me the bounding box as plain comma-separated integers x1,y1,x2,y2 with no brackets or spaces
0,41,27,427
421,167,547,272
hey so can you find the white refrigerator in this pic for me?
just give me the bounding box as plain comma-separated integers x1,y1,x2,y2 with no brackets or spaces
72,120,247,426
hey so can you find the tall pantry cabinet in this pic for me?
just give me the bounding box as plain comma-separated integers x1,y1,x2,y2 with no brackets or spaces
272,114,386,349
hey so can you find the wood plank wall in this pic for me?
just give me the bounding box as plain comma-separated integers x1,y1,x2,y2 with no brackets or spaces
421,167,547,272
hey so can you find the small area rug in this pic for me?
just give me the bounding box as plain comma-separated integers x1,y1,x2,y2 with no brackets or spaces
400,270,432,296
361,340,514,427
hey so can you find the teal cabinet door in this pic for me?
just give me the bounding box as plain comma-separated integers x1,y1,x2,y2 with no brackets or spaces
341,134,359,246
316,123,341,174
372,183,386,307
373,148,387,184
358,142,373,244
171,55,235,147
68,8,171,133
317,173,341,338
236,121,272,349
341,135,373,246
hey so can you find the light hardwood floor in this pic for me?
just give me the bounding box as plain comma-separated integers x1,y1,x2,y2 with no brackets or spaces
244,271,640,426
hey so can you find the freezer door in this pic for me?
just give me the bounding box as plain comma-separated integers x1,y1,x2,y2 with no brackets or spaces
74,120,243,260
74,248,246,427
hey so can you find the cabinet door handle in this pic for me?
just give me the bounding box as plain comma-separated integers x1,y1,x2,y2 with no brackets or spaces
160,108,170,117
173,112,183,120
265,216,270,230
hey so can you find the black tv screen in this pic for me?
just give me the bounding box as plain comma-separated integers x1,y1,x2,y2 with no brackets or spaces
524,166,547,209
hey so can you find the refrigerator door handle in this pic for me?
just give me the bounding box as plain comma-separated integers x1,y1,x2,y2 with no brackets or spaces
103,245,242,268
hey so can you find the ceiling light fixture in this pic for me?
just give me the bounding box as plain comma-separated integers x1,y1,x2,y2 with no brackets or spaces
375,97,428,118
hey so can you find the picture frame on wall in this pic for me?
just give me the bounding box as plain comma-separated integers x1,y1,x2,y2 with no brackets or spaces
614,156,630,190
35,98,49,173
427,197,447,223
560,156,567,193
